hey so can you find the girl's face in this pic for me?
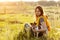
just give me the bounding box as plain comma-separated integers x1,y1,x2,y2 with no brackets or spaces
35,8,41,17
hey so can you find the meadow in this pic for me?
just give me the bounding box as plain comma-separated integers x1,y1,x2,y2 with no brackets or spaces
0,6,60,40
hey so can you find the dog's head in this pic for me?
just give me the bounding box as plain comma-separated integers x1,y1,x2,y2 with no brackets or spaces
30,22,37,28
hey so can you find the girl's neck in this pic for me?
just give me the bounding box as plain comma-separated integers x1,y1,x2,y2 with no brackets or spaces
36,15,43,21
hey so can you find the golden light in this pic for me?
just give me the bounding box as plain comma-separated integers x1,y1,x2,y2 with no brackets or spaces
22,0,40,2
54,0,59,2
0,0,21,2
47,0,50,1
0,0,40,2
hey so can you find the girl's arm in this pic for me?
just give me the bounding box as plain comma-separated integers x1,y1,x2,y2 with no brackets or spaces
38,22,47,32
38,17,47,32
45,16,50,31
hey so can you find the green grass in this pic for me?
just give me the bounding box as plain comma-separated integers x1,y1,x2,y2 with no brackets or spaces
0,6,60,40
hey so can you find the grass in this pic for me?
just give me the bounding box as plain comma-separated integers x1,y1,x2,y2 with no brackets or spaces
0,6,60,40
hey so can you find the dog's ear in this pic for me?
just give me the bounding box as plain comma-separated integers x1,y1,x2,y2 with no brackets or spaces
30,23,33,25
34,22,37,25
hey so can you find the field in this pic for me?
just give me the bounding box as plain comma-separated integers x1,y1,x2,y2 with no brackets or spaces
0,4,60,40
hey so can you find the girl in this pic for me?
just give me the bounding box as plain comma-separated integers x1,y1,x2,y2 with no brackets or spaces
34,6,50,37
24,6,50,37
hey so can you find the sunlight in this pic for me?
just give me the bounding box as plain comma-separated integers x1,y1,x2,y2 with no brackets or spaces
0,0,59,2
22,0,40,2
0,0,21,2
54,0,59,2
0,0,40,2
47,0,50,1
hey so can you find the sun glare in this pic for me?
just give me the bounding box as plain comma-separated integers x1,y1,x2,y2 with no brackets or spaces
22,0,39,2
54,0,59,2
0,0,59,2
0,0,21,2
0,0,39,2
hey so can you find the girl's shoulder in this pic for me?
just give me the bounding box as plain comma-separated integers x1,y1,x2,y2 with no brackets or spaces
43,15,48,18
38,15,48,22
43,15,48,19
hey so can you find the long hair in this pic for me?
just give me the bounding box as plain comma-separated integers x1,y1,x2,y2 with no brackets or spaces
35,6,44,17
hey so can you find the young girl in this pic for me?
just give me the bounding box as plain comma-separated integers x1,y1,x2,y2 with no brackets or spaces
24,6,50,37
34,6,50,37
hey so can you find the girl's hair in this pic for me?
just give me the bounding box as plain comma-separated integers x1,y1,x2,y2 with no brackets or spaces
35,6,44,16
